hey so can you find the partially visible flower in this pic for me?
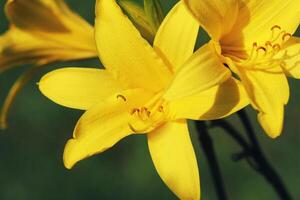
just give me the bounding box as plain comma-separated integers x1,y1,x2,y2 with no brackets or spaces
0,0,98,128
183,0,300,138
1,0,97,72
39,0,249,199
117,0,160,42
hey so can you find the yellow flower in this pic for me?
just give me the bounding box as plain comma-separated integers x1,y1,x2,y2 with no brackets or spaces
1,0,97,70
0,0,98,128
183,0,300,138
39,1,249,199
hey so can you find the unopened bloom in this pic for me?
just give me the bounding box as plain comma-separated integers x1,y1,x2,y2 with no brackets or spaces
183,0,300,138
0,0,97,128
39,0,249,199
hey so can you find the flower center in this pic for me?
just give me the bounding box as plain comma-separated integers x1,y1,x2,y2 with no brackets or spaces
128,93,169,133
240,25,292,70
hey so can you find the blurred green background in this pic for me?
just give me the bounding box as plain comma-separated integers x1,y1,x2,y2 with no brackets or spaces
0,0,300,199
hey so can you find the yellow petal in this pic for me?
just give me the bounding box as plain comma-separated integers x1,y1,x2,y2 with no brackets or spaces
0,0,97,72
237,67,289,138
222,0,300,50
154,2,199,72
163,42,231,100
169,78,249,120
39,67,125,110
64,89,153,169
148,120,200,200
278,37,300,78
95,0,172,92
183,0,239,40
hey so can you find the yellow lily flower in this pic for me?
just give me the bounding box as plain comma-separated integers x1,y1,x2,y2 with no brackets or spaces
39,0,249,199
183,0,300,138
0,0,97,128
0,0,97,71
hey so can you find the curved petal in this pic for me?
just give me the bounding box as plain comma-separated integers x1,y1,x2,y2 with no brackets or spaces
163,42,231,100
0,27,96,73
95,0,172,92
183,0,239,40
154,2,199,72
237,67,289,138
222,0,300,50
148,120,200,200
39,68,125,110
1,66,39,129
64,89,153,169
278,37,300,78
169,78,249,120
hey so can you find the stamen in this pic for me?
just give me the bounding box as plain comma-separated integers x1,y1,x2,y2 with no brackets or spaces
128,123,145,133
131,108,140,115
271,25,281,31
272,44,281,51
158,106,164,112
116,94,127,102
257,46,267,53
241,25,292,70
265,41,272,47
129,98,168,133
282,33,292,42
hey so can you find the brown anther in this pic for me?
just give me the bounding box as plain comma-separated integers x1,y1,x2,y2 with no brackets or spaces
131,108,140,115
265,41,272,47
128,123,141,133
282,33,292,41
141,107,147,112
116,94,127,102
272,44,281,51
147,111,151,117
158,106,164,112
271,25,281,31
253,42,258,47
256,46,267,52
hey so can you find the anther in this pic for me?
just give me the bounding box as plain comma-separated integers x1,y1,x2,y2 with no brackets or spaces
282,33,292,42
128,123,142,133
158,106,164,112
272,44,281,51
265,41,272,47
116,94,127,102
131,108,139,115
141,107,147,112
256,46,266,52
271,25,281,31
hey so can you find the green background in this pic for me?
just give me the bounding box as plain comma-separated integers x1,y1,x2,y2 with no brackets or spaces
0,0,299,199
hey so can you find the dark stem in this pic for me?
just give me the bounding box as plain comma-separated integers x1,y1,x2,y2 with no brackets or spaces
210,109,292,200
196,121,228,200
237,109,292,200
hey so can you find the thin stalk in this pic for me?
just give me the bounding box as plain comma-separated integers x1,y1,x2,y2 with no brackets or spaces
237,109,292,200
196,121,228,200
210,109,292,200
